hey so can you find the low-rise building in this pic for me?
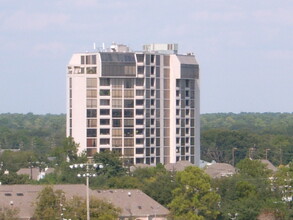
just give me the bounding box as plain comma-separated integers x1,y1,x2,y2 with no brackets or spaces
0,184,169,220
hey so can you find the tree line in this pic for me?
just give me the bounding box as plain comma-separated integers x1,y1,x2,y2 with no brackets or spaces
0,112,292,166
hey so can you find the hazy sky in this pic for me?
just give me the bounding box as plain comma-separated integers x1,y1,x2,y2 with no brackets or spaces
0,0,292,114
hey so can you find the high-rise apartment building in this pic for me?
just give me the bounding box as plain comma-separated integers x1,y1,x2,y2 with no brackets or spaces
66,43,200,165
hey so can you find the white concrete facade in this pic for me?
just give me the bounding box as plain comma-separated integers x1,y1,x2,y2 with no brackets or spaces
67,43,200,165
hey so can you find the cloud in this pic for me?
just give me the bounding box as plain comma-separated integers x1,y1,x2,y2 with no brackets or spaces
1,11,70,31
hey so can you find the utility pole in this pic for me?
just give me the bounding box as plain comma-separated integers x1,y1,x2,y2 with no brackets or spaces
249,147,255,160
265,148,270,160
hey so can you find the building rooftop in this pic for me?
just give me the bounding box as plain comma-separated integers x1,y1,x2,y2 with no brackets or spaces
164,160,195,172
204,163,236,178
0,185,169,219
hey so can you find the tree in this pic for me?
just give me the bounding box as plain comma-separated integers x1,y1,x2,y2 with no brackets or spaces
33,186,65,220
64,196,121,220
236,158,272,178
93,150,126,178
169,166,220,220
0,207,19,220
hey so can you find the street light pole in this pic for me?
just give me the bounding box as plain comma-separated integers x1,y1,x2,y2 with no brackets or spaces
265,148,270,160
70,163,103,220
86,165,90,220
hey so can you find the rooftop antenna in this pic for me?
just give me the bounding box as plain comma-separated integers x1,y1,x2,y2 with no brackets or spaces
93,42,96,51
102,43,105,51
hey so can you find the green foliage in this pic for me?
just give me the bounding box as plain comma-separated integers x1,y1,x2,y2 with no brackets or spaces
0,113,65,155
201,113,293,165
93,150,126,178
33,186,65,220
64,196,121,220
213,158,290,219
236,158,272,178
0,207,19,220
169,166,220,220
133,165,177,207
34,187,121,220
0,172,31,184
0,150,38,172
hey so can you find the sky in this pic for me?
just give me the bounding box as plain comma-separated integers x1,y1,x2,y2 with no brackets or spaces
0,0,292,114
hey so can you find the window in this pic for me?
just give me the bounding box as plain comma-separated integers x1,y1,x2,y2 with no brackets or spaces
125,79,134,88
136,99,144,106
100,119,110,125
151,66,155,75
136,119,144,125
136,148,144,154
86,67,97,74
151,78,155,87
124,109,134,117
87,109,97,118
87,90,97,98
136,138,144,145
83,55,96,64
100,109,110,115
100,138,110,145
100,99,110,106
124,119,134,127
87,119,97,127
136,109,144,115
136,89,144,96
136,129,144,135
87,99,97,108
185,80,189,87
112,129,122,137
176,100,180,106
100,129,110,135
112,79,122,88
87,78,97,88
100,90,110,96
136,79,144,86
137,66,144,75
113,119,122,127
136,54,144,62
112,109,122,117
185,91,189,97
124,100,134,108
124,90,134,98
112,99,122,108
112,90,122,98
87,129,97,137
100,78,110,86
124,129,134,137
112,138,122,147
